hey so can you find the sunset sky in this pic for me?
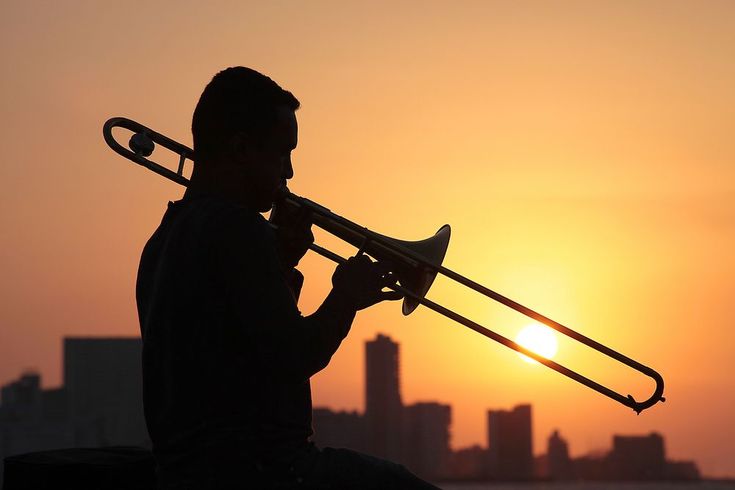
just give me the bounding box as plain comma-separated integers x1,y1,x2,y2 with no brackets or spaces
1,0,733,478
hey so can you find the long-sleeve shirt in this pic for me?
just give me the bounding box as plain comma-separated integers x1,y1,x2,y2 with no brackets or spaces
136,194,356,474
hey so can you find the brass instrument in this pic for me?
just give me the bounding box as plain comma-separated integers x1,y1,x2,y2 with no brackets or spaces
103,117,665,414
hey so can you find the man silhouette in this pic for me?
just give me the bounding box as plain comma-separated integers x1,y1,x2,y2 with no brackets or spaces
136,67,439,489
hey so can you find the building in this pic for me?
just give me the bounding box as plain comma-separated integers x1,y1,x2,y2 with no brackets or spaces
450,445,487,481
311,408,366,452
487,404,533,480
609,432,666,480
1,372,43,425
572,451,610,481
547,429,572,480
404,402,451,481
664,460,700,480
571,433,701,481
0,372,72,459
364,334,403,462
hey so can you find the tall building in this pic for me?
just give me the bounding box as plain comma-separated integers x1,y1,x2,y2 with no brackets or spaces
487,404,533,480
547,429,572,480
64,337,148,447
404,402,452,481
364,334,403,462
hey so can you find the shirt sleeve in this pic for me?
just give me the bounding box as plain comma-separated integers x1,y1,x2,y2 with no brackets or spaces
210,208,356,382
285,268,305,301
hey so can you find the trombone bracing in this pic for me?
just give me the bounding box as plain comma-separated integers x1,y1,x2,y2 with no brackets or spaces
103,117,665,414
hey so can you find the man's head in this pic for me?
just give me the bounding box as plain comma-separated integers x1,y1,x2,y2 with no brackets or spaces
191,67,300,211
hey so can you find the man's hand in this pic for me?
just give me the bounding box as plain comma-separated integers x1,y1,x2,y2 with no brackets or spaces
331,254,403,311
270,200,314,269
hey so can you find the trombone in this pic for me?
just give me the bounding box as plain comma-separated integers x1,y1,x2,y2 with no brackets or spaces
103,117,665,414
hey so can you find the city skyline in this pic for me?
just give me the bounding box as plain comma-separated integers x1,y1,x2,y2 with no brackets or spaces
311,333,701,482
0,338,149,483
1,334,705,483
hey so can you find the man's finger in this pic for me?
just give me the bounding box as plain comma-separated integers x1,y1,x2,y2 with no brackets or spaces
379,291,403,301
352,252,373,265
381,291,404,301
380,271,398,284
374,260,395,276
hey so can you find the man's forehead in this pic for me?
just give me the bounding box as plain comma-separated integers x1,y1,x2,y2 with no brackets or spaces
274,106,298,148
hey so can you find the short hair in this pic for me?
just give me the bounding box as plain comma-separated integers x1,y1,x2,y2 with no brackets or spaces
192,67,300,161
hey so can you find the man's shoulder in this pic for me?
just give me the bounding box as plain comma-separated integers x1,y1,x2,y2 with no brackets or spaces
179,197,274,253
173,195,267,233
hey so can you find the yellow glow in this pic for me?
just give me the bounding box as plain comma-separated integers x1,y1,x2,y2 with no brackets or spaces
516,324,559,363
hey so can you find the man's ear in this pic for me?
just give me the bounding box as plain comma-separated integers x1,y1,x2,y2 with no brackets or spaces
228,131,254,165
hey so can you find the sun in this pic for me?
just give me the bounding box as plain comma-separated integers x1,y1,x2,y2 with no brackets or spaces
515,323,559,363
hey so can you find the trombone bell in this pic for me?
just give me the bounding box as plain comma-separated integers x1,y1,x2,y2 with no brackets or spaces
382,226,451,316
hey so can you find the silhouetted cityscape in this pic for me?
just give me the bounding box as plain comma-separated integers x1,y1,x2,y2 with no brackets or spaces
0,334,700,483
314,334,701,483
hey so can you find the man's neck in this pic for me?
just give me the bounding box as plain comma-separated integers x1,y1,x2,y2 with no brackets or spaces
184,164,256,211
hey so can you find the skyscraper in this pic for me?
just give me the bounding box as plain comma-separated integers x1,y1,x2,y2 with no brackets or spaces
364,334,403,462
487,404,533,480
547,429,572,480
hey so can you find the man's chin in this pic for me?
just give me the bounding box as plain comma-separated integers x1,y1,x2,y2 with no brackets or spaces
254,186,286,212
273,185,290,201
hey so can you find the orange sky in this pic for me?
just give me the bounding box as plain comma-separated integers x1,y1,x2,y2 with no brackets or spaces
1,0,733,478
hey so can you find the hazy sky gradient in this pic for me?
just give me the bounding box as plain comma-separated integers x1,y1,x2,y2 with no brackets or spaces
1,0,733,477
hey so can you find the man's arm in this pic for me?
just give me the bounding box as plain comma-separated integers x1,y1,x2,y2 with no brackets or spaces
212,209,357,382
